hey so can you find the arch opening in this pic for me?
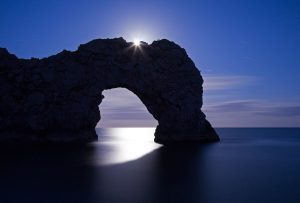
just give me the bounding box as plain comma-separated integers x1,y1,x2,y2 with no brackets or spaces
97,88,158,128
94,88,160,165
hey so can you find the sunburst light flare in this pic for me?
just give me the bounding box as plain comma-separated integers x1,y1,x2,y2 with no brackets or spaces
133,38,140,46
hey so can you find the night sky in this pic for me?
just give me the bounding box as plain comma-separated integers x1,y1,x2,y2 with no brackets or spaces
1,0,299,127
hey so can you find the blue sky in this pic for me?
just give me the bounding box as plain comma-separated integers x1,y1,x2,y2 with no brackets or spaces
1,0,299,127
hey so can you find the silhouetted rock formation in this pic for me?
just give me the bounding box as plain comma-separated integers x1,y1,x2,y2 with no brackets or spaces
0,38,219,144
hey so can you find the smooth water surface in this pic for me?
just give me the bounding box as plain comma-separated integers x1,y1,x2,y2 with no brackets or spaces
0,128,300,203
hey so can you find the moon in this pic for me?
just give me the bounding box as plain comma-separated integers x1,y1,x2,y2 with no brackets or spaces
133,39,140,46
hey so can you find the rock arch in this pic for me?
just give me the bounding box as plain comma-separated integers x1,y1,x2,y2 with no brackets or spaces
0,38,219,144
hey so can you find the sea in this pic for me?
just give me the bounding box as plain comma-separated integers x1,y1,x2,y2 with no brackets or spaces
0,128,300,203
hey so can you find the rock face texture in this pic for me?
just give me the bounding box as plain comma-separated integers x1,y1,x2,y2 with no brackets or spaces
0,38,219,144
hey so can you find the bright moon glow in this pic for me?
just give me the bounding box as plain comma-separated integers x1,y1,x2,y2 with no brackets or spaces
133,39,140,46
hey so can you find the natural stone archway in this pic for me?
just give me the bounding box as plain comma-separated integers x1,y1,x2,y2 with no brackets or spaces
0,38,219,144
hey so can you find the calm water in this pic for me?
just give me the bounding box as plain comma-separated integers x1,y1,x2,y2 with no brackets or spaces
0,128,300,203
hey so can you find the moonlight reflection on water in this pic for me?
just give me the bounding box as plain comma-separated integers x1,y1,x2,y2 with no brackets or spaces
89,128,161,165
0,128,300,203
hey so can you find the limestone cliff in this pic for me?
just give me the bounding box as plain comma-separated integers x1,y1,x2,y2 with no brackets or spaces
0,38,219,144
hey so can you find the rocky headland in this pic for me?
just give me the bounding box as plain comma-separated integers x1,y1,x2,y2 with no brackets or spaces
0,38,219,144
